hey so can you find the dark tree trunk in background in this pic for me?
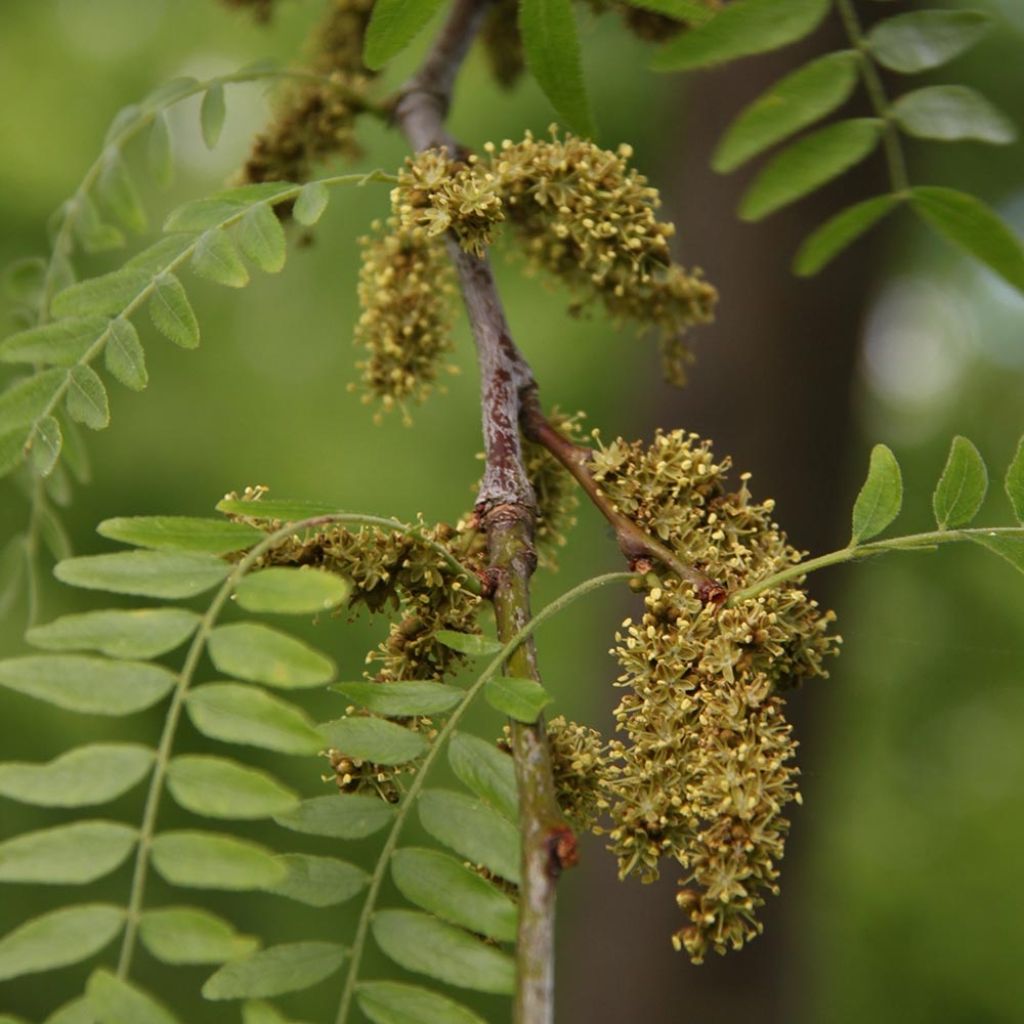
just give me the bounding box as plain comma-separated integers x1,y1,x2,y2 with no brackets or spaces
562,25,887,1024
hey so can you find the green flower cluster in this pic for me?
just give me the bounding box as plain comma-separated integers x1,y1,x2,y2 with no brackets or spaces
351,218,458,423
587,430,838,962
545,715,616,832
391,130,717,385
242,0,376,188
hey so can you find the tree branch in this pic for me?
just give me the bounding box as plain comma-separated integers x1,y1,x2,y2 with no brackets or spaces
392,4,572,1022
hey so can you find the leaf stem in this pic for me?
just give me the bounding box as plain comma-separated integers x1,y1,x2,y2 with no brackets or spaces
835,0,910,193
331,571,634,1024
726,525,1024,606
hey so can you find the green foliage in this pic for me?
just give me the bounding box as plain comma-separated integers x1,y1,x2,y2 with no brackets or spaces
483,674,553,723
851,443,903,544
864,9,990,73
932,436,987,530
355,981,487,1024
202,942,348,999
793,195,898,276
364,0,448,69
138,908,258,965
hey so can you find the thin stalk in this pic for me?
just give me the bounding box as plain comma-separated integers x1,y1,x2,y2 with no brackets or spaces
332,570,635,1024
835,0,910,193
114,511,441,976
727,525,1024,606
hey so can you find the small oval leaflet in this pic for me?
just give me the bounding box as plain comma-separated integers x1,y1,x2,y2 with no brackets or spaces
793,195,900,277
356,980,487,1024
318,716,428,765
434,629,503,656
292,182,329,226
104,317,148,392
851,443,903,544
66,365,110,430
371,910,515,995
235,566,351,614
139,907,258,965
0,820,137,885
97,514,264,554
0,654,176,716
1007,435,1024,524
86,968,180,1024
28,417,62,477
0,743,154,807
273,794,394,840
149,274,200,349
418,788,521,883
933,436,988,530
191,230,250,289
166,755,299,820
208,622,336,688
186,683,324,755
483,675,553,723
236,203,287,274
865,9,990,74
200,82,226,149
150,831,286,891
0,904,124,983
891,85,1016,145
331,679,463,716
447,731,519,821
202,942,347,1000
268,853,369,908
26,607,201,660
363,0,448,70
55,549,231,599
391,847,518,943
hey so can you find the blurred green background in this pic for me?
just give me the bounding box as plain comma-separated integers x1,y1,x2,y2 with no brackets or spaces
1,1,1022,1022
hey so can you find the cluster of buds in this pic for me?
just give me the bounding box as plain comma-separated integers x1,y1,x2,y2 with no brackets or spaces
241,0,376,188
582,430,838,962
391,130,717,385
351,218,458,423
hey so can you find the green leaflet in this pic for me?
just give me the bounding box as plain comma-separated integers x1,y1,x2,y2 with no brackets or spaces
236,203,287,274
208,622,335,688
793,195,900,276
909,186,1024,294
713,51,861,173
933,436,988,529
0,821,137,884
186,683,324,755
866,10,990,74
448,731,519,821
363,0,447,70
97,514,264,553
73,194,125,254
1007,436,1024,523
164,183,296,232
60,413,91,482
891,85,1016,145
146,112,174,188
55,549,231,598
739,118,883,222
970,534,1024,575
483,675,553,723
519,0,595,136
331,680,463,716
66,365,110,430
318,716,429,765
28,416,63,477
235,566,351,614
166,755,299,820
202,942,347,999
200,82,227,149
851,444,903,544
0,316,107,366
27,607,201,659
418,789,521,883
149,831,286,890
653,0,830,71
0,905,124,982
268,853,369,908
104,318,147,391
97,152,148,235
149,274,200,348
292,183,329,226
216,496,342,520
435,629,502,656
0,368,65,431
391,847,518,942
38,504,72,562
622,0,714,24
139,907,258,965
356,981,487,1024
191,230,249,288
52,267,150,318
241,1003,313,1024
0,743,155,807
0,655,175,715
42,997,96,1024
274,794,395,840
86,969,180,1024
371,910,515,995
